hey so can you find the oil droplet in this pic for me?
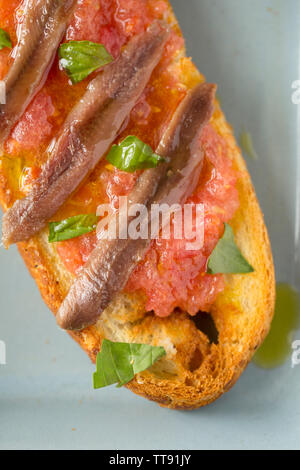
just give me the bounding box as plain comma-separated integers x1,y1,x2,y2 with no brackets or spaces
239,131,259,160
0,155,24,196
253,283,300,369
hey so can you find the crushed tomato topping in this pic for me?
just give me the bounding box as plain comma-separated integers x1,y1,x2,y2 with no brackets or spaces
56,125,240,317
6,92,55,154
126,125,240,316
0,0,240,318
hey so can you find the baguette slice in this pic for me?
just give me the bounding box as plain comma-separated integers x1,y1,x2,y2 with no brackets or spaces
2,3,275,409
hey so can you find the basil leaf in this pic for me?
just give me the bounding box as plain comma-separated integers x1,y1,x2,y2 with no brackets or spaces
106,136,165,173
207,223,254,274
49,214,99,243
0,28,12,50
59,41,113,84
93,339,166,389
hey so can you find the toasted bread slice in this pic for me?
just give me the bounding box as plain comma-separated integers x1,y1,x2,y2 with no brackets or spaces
2,3,275,409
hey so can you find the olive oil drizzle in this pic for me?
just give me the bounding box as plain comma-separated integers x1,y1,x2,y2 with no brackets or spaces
253,283,300,369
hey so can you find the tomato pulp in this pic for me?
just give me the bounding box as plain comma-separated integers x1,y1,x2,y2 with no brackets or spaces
0,0,240,318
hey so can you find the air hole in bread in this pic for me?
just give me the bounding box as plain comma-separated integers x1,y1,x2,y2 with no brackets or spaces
150,359,178,379
188,348,203,372
191,312,219,345
185,377,193,386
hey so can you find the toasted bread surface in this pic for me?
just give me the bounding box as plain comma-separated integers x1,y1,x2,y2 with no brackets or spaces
2,2,275,409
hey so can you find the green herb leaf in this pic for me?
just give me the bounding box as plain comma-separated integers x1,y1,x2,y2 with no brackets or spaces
93,340,166,389
106,136,166,173
49,214,99,243
0,28,12,50
59,40,113,84
239,131,259,160
207,223,254,274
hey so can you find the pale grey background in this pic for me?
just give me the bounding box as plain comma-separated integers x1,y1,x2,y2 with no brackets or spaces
0,0,299,450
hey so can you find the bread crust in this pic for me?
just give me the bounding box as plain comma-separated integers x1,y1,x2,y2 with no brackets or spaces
4,3,275,409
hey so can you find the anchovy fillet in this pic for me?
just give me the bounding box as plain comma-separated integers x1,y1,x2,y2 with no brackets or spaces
0,0,77,146
2,22,169,247
56,83,216,330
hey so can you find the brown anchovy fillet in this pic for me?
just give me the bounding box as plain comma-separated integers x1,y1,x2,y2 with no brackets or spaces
56,83,216,331
2,22,169,247
0,0,77,146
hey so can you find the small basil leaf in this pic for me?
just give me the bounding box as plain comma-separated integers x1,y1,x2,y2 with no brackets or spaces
106,136,165,173
207,223,254,274
59,41,113,84
93,340,166,389
49,214,99,243
0,28,12,50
